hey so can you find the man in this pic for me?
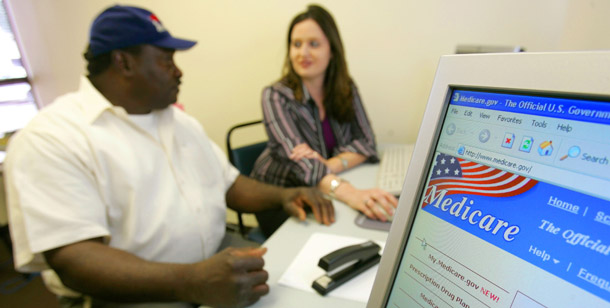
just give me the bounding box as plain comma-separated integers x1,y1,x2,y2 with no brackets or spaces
4,5,334,308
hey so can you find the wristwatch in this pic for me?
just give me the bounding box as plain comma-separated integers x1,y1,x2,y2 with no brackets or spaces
329,178,347,199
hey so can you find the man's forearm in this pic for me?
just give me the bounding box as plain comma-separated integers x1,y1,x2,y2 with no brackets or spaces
44,239,191,303
45,238,270,307
225,175,289,213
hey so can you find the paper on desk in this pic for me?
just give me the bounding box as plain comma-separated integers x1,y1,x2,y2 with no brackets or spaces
277,232,385,303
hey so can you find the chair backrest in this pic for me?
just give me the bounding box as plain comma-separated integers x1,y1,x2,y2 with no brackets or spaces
225,120,268,240
226,120,267,175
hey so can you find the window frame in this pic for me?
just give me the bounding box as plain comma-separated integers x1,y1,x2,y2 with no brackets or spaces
0,0,39,138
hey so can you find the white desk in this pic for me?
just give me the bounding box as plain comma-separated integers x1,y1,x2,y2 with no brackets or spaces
250,163,388,307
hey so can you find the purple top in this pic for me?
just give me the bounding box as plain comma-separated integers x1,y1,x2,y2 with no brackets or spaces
321,116,337,155
251,82,379,187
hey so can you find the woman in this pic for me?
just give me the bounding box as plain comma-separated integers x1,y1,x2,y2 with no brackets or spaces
251,4,397,237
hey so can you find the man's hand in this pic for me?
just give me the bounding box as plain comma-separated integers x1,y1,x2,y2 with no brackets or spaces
183,247,269,308
226,176,334,226
281,187,335,225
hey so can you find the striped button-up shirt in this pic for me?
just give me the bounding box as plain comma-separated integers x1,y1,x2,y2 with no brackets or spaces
251,81,378,187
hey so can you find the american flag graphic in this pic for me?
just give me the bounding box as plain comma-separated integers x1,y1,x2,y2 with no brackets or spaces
422,153,537,208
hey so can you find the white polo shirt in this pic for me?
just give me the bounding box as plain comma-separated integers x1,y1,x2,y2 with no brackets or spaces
5,77,239,298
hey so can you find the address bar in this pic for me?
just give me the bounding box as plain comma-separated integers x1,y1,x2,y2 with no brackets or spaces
462,147,534,174
450,144,610,202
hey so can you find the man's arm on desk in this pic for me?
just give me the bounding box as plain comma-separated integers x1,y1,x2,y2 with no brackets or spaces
44,238,269,307
226,175,335,226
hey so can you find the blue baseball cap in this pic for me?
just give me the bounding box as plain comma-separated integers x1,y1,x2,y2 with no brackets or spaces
89,5,197,56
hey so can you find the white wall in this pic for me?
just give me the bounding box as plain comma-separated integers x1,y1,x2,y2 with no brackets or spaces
560,0,610,51
5,0,610,151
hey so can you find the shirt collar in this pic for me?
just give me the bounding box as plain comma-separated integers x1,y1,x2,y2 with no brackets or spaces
301,82,312,103
301,82,320,108
78,76,129,123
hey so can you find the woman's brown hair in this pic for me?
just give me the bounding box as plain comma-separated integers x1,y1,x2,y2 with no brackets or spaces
282,4,354,122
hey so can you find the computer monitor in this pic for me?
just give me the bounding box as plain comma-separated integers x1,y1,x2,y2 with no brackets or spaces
367,52,610,307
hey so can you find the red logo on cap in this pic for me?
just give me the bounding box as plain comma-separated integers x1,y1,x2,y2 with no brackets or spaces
149,14,166,33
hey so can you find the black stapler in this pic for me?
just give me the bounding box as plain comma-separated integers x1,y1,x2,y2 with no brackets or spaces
312,240,381,295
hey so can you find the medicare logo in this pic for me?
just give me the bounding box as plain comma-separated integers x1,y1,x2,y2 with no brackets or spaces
421,154,538,242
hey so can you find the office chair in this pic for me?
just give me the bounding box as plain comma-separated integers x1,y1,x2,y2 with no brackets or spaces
226,120,267,243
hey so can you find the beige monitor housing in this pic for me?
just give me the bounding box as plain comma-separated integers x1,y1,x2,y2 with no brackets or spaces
367,51,610,308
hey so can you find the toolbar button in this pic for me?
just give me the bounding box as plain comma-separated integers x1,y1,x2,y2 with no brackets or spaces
520,136,534,153
502,132,515,149
479,129,490,143
538,140,553,156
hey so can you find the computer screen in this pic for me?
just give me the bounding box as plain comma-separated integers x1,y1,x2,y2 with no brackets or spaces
367,52,610,308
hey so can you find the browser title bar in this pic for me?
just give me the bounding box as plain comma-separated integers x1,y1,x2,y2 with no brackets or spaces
451,89,610,125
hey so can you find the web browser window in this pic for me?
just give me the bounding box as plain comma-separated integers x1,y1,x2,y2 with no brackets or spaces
386,88,610,307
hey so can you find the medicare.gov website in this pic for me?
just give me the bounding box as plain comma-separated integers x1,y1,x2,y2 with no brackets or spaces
387,89,610,307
